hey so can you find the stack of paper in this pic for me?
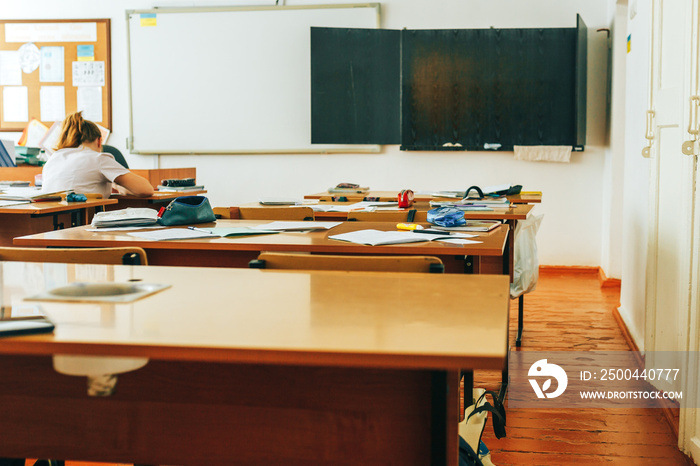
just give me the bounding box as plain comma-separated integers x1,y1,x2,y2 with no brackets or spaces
91,208,159,228
430,197,511,211
0,187,64,201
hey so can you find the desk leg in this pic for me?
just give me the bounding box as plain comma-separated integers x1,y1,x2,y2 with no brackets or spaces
431,371,448,466
51,214,63,230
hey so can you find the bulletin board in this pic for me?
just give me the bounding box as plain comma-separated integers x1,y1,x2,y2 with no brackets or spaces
126,5,380,154
0,19,111,132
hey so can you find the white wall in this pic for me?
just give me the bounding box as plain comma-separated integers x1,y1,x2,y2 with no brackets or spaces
600,2,627,280
4,0,615,267
619,0,651,348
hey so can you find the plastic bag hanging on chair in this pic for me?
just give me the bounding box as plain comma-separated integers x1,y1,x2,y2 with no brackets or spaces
510,214,543,299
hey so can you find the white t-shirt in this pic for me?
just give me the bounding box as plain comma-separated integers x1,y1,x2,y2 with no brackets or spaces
42,146,130,200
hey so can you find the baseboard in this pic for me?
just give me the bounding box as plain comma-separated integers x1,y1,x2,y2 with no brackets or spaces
538,265,598,274
598,267,622,288
612,307,641,353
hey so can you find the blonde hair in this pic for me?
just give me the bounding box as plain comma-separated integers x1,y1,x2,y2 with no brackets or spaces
54,111,102,150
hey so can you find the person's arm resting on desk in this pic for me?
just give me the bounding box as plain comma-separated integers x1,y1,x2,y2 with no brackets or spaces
113,173,154,197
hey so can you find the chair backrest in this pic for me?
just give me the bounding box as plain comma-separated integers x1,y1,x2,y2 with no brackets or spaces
0,247,148,265
102,144,129,168
348,209,421,222
213,206,233,219
249,252,444,273
239,206,314,221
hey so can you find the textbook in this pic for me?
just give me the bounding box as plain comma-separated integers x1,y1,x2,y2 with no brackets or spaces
434,220,501,232
91,208,159,228
0,187,64,201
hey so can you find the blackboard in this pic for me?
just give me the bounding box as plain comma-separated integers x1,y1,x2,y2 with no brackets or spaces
126,4,380,154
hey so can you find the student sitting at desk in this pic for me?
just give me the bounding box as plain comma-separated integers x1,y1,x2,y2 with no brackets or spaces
41,111,154,199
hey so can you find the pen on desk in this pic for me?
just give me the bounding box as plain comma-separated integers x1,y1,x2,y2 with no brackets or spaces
188,226,215,234
411,229,451,235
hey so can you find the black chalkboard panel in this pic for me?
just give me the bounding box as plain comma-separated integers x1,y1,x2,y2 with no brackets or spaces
401,27,577,150
310,17,587,151
311,27,400,144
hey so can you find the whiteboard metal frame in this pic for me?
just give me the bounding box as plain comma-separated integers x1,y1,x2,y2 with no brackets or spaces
125,3,382,155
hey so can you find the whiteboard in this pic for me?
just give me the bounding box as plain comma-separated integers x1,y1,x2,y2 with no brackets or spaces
126,4,380,154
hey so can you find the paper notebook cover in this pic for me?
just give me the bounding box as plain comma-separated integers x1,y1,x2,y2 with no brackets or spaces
0,140,16,167
202,227,280,237
329,229,441,246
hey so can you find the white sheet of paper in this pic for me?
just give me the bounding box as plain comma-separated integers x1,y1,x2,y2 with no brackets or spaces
39,46,64,82
2,86,28,122
40,86,65,122
127,228,217,241
77,86,102,121
329,229,432,246
0,51,22,85
255,221,341,231
0,199,31,207
435,238,482,245
72,61,104,86
85,226,164,232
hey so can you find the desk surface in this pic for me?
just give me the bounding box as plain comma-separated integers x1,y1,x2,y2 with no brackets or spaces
0,262,508,464
0,262,509,371
241,201,533,221
0,198,117,214
111,190,207,202
14,219,508,257
305,190,542,204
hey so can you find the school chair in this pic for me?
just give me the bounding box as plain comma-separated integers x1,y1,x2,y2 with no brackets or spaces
347,209,428,222
102,144,129,168
0,247,148,265
249,252,444,273
238,206,315,221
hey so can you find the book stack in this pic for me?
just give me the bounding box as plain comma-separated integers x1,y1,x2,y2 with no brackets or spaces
327,183,369,194
430,197,512,211
91,208,160,228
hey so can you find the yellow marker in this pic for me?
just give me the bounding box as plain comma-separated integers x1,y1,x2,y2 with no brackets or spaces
397,223,424,231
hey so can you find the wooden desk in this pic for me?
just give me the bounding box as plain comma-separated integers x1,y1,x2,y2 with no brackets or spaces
0,263,510,465
305,190,542,204
14,219,509,274
108,190,207,210
0,166,197,189
0,198,118,247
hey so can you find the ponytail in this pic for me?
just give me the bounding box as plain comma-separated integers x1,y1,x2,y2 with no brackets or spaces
54,111,102,150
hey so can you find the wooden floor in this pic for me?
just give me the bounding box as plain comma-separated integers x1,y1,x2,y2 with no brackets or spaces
25,268,693,466
476,268,694,465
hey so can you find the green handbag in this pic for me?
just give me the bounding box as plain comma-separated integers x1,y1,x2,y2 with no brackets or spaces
157,196,216,226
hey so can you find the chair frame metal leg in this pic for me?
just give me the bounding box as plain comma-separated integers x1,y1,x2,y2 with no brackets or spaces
515,294,524,347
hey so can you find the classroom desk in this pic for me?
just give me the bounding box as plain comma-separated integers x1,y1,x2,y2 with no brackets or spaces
305,190,543,204
108,190,207,210
14,219,509,274
0,166,197,189
0,262,510,465
0,198,118,247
